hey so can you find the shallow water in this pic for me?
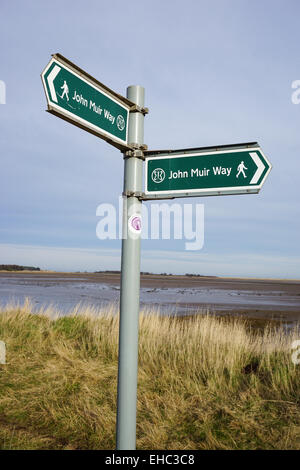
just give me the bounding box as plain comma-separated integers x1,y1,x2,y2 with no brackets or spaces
0,275,300,318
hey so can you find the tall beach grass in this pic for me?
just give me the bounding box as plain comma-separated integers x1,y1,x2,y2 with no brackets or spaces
0,299,299,449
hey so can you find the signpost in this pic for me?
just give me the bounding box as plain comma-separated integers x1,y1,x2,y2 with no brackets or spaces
144,143,272,199
41,54,272,451
41,54,134,149
116,85,145,450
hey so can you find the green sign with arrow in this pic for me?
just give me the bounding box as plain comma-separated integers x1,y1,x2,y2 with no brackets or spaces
41,54,132,149
144,143,272,198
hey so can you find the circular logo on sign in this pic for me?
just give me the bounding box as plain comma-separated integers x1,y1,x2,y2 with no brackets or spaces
151,168,165,183
128,214,142,235
116,115,125,131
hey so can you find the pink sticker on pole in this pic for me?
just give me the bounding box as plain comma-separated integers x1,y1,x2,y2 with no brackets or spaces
128,214,142,234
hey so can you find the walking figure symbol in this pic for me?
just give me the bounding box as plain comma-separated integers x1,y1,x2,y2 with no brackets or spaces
60,80,69,101
236,161,248,178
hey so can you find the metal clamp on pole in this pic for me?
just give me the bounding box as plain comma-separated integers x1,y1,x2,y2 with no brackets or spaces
123,149,145,160
130,104,149,115
122,190,144,199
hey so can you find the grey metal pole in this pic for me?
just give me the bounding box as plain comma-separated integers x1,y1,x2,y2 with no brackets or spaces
116,85,145,450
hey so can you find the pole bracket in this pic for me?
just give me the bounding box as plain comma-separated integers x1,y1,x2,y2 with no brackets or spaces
123,147,147,160
122,190,144,199
129,105,149,115
130,143,148,150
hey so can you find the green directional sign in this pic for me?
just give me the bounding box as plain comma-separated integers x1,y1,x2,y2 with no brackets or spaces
41,54,132,149
144,143,272,198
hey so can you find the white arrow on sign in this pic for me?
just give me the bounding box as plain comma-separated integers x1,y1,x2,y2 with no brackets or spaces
47,65,61,103
250,152,265,184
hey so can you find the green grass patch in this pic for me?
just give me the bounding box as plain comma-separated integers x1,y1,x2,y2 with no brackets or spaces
0,303,299,449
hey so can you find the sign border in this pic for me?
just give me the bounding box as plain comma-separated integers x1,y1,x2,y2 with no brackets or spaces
144,145,272,198
41,55,132,150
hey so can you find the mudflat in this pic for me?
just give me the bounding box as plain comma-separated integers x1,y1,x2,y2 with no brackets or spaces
1,270,300,288
0,271,300,323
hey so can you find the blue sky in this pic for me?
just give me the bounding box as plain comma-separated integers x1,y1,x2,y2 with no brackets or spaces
1,0,300,278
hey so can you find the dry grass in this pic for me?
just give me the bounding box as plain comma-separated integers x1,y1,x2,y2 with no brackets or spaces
0,299,299,450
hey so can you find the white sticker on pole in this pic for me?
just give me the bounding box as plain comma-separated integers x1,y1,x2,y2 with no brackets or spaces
128,214,142,236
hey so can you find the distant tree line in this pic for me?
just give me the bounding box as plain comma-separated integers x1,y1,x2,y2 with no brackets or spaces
93,270,217,277
185,273,217,278
94,270,120,274
0,264,40,271
93,270,219,277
